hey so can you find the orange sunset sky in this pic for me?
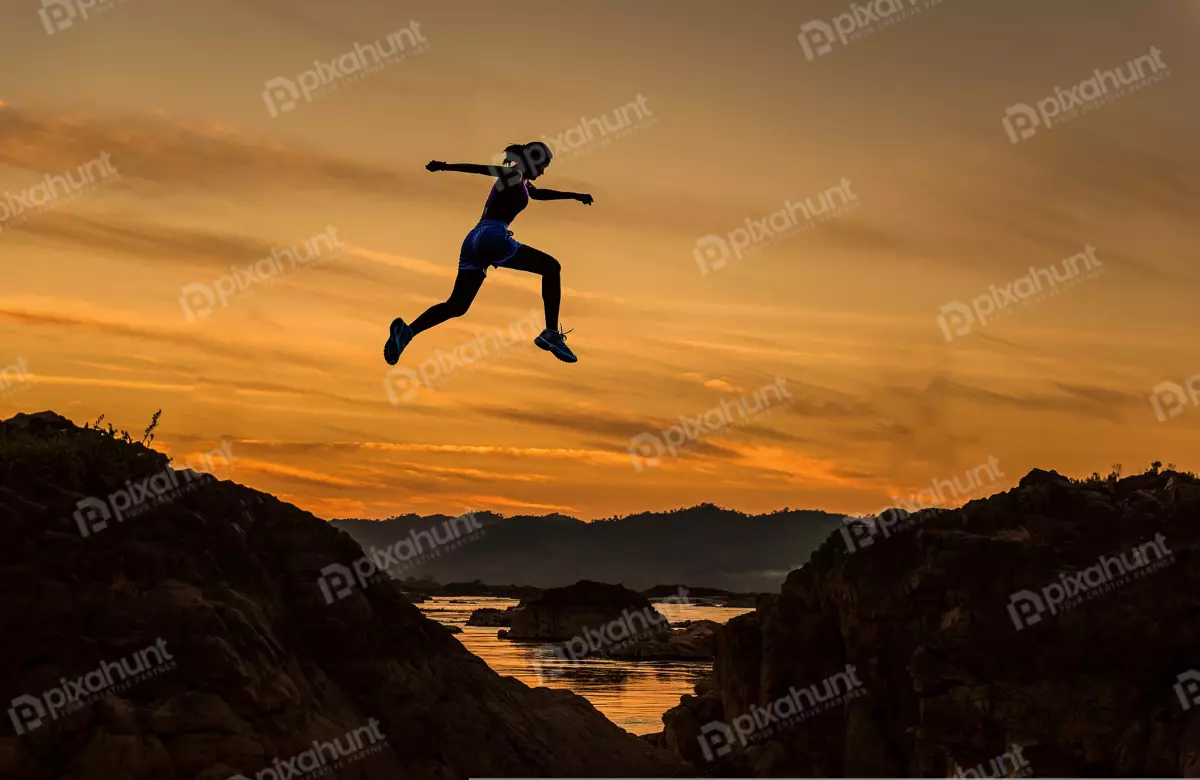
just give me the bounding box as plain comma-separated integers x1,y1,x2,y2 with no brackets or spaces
0,0,1197,520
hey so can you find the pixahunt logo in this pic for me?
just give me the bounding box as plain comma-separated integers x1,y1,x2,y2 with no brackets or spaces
491,94,655,167
0,153,119,234
1007,533,1174,630
532,589,691,684
627,378,792,472
840,458,1005,552
798,0,950,60
938,245,1102,341
1149,375,1200,423
73,441,236,538
1003,46,1169,144
697,665,865,761
39,0,129,36
317,513,484,604
384,310,542,402
180,227,342,322
263,22,428,117
0,357,36,398
1175,670,1200,712
227,719,387,780
693,178,858,275
8,639,175,735
952,744,1032,778
560,591,683,659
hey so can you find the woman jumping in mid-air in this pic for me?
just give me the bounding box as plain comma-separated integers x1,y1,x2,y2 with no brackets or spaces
383,141,593,366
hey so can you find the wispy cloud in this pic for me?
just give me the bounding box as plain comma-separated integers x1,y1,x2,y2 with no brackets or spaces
0,300,333,369
0,106,421,195
232,456,385,490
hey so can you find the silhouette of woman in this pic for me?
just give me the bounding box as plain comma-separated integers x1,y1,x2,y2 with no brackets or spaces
384,142,593,365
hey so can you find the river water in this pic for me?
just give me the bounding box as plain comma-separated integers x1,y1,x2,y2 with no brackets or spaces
418,596,753,735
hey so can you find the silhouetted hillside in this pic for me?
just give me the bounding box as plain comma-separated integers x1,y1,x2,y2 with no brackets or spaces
332,504,845,592
0,412,683,778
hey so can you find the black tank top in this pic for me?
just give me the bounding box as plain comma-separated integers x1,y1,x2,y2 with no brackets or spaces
480,177,529,225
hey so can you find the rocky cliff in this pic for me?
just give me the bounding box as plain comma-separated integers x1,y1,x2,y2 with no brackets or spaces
0,412,684,779
656,468,1200,776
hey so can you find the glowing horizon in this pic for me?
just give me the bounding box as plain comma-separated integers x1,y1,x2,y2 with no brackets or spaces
1,0,1198,521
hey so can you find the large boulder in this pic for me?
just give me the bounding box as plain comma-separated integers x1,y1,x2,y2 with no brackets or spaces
0,411,685,779
506,580,668,647
658,468,1200,776
465,607,516,627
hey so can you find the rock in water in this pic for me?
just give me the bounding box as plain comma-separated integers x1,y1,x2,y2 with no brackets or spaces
605,619,721,661
466,606,516,627
505,580,668,647
0,412,684,779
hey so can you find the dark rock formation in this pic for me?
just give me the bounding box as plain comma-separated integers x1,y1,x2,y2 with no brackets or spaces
0,412,684,779
506,580,668,647
657,468,1200,776
466,607,516,627
642,584,762,609
714,593,763,609
434,579,542,600
641,584,731,600
606,620,721,661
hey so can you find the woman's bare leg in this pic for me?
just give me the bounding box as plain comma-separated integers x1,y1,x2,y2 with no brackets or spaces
501,245,576,362
502,245,561,331
410,270,486,336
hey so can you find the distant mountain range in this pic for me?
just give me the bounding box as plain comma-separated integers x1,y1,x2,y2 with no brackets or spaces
330,504,846,592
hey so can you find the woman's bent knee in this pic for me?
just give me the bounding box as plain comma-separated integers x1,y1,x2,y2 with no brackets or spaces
441,299,471,318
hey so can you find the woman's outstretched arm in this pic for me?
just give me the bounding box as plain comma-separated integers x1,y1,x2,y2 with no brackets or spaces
527,183,593,205
426,161,509,177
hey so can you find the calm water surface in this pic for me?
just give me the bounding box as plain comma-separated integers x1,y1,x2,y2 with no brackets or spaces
419,596,753,734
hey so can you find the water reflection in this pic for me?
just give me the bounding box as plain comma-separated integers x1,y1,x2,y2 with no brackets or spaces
419,596,752,734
